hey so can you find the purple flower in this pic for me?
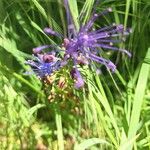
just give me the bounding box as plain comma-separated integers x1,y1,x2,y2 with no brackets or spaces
63,1,131,55
71,68,84,88
32,45,50,54
62,12,132,71
60,0,131,87
26,0,132,88
32,45,60,54
44,27,62,37
25,54,61,78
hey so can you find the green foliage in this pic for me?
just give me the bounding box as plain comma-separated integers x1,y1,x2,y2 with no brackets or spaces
0,0,150,149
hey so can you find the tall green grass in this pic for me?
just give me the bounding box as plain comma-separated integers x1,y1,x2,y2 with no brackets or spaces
0,0,150,149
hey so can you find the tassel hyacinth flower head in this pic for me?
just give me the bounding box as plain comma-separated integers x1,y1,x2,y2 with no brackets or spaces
26,0,132,88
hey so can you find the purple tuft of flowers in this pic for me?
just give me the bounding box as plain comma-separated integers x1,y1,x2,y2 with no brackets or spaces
25,54,61,78
26,0,132,88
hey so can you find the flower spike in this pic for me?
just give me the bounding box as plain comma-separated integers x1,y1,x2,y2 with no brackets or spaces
25,1,132,89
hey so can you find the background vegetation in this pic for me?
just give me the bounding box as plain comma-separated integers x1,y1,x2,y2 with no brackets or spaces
0,0,150,149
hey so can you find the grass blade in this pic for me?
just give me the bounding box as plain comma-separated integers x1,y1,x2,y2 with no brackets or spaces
74,138,110,150
127,48,150,150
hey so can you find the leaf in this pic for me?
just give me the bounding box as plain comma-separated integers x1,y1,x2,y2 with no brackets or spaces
68,0,79,30
28,104,46,119
74,138,110,150
127,48,150,150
